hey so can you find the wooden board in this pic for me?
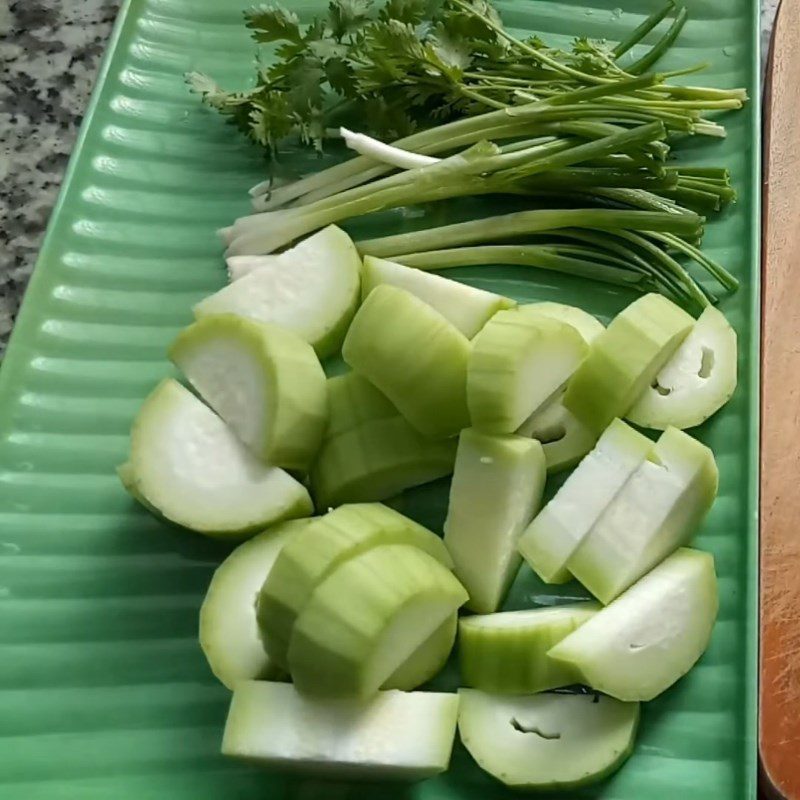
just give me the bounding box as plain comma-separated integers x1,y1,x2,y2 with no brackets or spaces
761,0,800,796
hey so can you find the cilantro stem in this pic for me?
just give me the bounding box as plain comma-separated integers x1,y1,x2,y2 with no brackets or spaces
628,6,689,74
613,1,676,59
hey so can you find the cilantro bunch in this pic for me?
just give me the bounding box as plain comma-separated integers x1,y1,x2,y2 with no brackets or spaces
189,0,511,153
189,0,737,158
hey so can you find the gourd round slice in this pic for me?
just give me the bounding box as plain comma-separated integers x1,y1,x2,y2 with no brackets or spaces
362,256,514,338
194,225,362,359
444,429,546,613
342,285,471,439
127,379,313,538
199,518,311,690
458,689,639,791
563,293,694,434
517,419,653,585
567,427,718,604
222,681,460,780
548,548,718,701
468,309,588,434
516,390,597,474
169,315,327,472
626,305,737,430
458,603,599,694
287,544,468,697
325,371,397,440
520,302,605,344
383,614,457,690
311,415,458,510
257,502,452,669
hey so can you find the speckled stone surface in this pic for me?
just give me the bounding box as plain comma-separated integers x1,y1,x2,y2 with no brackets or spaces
0,0,781,355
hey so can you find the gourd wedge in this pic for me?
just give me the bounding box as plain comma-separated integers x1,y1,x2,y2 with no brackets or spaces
517,389,598,474
194,225,361,359
518,419,653,584
627,305,738,430
548,548,718,701
169,315,327,471
520,301,605,345
226,254,277,282
325,371,397,440
468,309,588,434
458,602,599,694
222,681,459,780
362,255,514,338
123,380,312,538
199,518,311,690
458,689,639,790
444,429,546,613
311,415,458,509
383,614,457,691
564,293,694,434
287,543,468,697
567,426,718,603
257,502,452,669
342,284,471,439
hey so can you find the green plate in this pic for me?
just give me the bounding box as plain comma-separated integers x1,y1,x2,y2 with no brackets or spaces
0,0,759,797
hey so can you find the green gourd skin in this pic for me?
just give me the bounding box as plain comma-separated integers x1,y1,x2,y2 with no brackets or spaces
564,293,694,434
257,503,452,670
287,544,468,698
311,415,458,510
342,284,471,439
458,603,599,694
468,309,588,434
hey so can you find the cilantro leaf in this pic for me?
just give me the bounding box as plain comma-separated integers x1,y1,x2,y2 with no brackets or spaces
328,0,373,39
245,5,303,44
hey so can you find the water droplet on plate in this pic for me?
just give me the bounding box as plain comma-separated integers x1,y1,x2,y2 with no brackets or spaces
612,7,622,18
0,542,21,555
722,46,733,57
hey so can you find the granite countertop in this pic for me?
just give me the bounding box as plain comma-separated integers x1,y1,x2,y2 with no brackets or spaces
0,0,781,356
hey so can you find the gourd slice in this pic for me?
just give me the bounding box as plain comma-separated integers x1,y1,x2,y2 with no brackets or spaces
549,548,718,701
124,380,312,538
458,689,639,790
194,225,361,359
222,681,459,780
458,603,599,694
564,293,694,434
362,255,514,338
444,429,546,613
342,285,471,439
627,305,737,430
287,544,468,697
169,315,327,471
517,419,652,584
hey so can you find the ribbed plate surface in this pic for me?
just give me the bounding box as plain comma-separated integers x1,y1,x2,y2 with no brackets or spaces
0,0,759,797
